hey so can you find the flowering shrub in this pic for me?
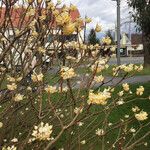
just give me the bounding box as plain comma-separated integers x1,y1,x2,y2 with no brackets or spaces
0,0,150,150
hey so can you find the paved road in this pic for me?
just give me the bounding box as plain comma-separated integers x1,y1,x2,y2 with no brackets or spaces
71,75,150,88
97,75,150,87
109,57,144,65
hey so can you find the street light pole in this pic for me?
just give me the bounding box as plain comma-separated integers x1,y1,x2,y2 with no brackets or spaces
112,0,121,65
117,0,121,65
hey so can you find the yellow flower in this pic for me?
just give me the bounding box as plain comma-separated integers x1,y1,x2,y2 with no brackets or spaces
27,8,35,16
96,128,104,136
118,91,124,97
63,22,75,35
16,77,22,82
27,0,33,3
37,47,46,54
53,10,59,16
7,83,17,91
91,60,107,73
88,89,111,105
60,67,76,80
31,122,53,141
31,72,44,82
7,76,16,82
14,93,24,102
80,140,86,145
85,17,92,23
110,46,116,52
45,85,57,94
37,0,42,3
102,36,111,45
0,122,3,128
2,145,17,150
75,18,83,28
70,4,77,11
58,86,68,92
135,111,148,121
132,106,140,112
47,2,54,9
39,15,46,21
136,86,144,96
95,24,102,32
56,12,70,25
137,65,143,72
27,86,32,91
74,107,83,114
94,75,104,83
122,83,130,92
31,31,38,37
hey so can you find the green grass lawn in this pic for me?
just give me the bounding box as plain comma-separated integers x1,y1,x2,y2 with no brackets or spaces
0,80,150,150
52,82,150,150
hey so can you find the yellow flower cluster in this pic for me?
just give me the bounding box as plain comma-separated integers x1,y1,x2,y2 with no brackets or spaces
60,67,76,80
58,86,68,92
31,72,44,82
6,76,22,91
70,4,77,11
118,91,124,97
95,128,105,136
132,106,140,112
14,93,24,102
63,22,75,35
136,86,144,96
2,146,17,150
88,89,111,105
7,83,17,91
91,59,108,73
55,12,70,26
26,8,35,17
7,76,22,82
30,122,53,141
85,17,92,23
88,44,101,50
113,64,144,76
0,122,3,128
122,83,130,92
74,107,83,114
37,47,46,54
45,85,57,94
66,56,76,60
94,75,104,83
101,36,111,45
135,111,148,121
95,24,102,32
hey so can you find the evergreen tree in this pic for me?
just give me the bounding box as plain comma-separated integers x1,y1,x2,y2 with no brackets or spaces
88,29,99,45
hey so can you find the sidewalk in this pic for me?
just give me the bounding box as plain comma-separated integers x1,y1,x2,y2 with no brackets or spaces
74,75,150,88
99,75,150,86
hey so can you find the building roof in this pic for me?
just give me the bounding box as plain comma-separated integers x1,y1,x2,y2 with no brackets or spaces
131,34,143,45
0,7,81,28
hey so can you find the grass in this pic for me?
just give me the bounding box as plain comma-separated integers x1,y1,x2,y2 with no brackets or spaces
0,78,150,150
52,82,150,150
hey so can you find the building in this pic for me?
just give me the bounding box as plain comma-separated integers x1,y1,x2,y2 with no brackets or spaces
0,6,84,43
120,33,143,57
0,6,84,69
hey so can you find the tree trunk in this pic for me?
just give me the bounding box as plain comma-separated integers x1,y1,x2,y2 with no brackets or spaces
143,35,150,67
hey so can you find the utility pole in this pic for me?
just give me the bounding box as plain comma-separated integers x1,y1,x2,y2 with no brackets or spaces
112,0,121,65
